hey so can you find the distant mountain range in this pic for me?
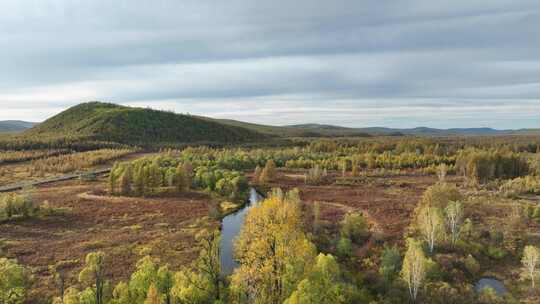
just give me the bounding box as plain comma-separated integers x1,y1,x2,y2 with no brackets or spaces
0,120,37,133
284,124,540,136
3,102,539,147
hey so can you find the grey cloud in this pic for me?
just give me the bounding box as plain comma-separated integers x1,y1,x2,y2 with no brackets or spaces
0,0,539,127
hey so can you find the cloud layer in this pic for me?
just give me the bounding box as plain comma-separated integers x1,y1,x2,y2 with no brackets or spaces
1,0,539,128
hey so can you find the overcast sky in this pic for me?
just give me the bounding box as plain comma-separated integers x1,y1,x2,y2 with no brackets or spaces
1,1,540,129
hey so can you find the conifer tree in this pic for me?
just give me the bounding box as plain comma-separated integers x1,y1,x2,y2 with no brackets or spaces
134,165,146,196
119,165,133,196
175,164,190,192
109,162,120,194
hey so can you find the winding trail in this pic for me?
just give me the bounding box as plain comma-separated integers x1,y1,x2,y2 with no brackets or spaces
0,152,155,193
0,168,111,192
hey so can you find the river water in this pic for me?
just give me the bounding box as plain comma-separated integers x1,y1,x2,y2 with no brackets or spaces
475,277,507,296
220,188,262,275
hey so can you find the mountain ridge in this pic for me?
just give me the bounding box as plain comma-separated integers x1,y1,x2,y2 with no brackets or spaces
0,120,37,133
283,123,535,136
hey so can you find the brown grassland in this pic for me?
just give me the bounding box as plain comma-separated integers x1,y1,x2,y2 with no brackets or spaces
0,177,219,301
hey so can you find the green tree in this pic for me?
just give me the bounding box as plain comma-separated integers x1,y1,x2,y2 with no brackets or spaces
175,164,190,192
171,270,209,304
78,251,107,304
168,231,221,304
340,212,368,244
379,245,401,285
134,166,146,196
193,230,222,301
336,237,353,261
461,218,474,240
147,163,162,192
111,282,132,304
156,266,174,304
420,183,462,209
129,256,159,303
0,258,28,304
284,254,347,304
119,165,133,196
464,254,480,276
109,162,120,194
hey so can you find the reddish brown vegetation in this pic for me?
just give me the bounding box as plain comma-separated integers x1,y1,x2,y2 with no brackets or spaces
259,169,461,241
0,178,218,301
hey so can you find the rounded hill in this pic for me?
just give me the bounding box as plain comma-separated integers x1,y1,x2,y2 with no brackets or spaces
24,102,266,146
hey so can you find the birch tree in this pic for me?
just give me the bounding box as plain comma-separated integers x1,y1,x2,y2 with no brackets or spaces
437,164,448,182
522,245,539,289
444,201,463,246
417,205,444,253
401,239,426,302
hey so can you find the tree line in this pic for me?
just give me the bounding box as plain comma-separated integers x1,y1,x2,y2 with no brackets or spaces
31,149,137,175
109,155,249,201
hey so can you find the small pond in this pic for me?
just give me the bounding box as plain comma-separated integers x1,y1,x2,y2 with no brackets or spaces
475,278,507,296
220,188,263,274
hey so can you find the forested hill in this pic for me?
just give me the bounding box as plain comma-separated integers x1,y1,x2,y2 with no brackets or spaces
0,120,36,133
22,102,267,146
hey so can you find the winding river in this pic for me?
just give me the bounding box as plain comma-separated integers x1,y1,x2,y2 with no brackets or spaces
220,188,263,274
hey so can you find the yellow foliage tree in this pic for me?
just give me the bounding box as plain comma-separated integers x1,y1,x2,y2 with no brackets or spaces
78,251,107,304
144,284,161,304
522,245,539,289
417,204,444,253
401,238,426,302
259,159,277,184
230,191,316,304
419,182,462,209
